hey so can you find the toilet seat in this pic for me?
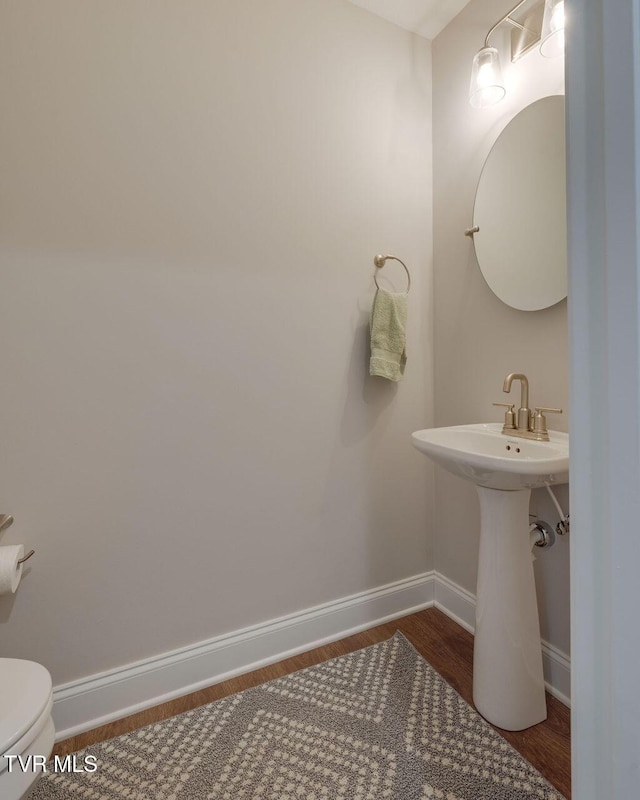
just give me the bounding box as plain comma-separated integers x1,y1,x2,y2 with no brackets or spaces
0,659,53,773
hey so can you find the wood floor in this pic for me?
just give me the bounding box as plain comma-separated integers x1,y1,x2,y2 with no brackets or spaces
53,608,571,798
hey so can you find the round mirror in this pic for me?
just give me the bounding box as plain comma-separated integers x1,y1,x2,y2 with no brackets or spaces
472,95,567,311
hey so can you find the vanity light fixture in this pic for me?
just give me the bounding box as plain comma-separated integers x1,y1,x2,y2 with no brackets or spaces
469,0,565,108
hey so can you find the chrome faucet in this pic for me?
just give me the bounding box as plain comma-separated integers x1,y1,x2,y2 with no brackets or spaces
494,372,562,442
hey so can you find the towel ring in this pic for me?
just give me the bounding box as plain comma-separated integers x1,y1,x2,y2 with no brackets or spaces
373,254,411,293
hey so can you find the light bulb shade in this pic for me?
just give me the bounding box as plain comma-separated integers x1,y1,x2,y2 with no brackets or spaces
540,0,565,58
469,47,506,108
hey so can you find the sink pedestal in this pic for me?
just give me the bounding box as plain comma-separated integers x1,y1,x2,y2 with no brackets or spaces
473,486,547,731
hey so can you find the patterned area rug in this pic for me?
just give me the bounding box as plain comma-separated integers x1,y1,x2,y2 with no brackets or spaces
33,633,565,799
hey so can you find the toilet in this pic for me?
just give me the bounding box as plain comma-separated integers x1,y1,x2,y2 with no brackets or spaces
0,659,55,800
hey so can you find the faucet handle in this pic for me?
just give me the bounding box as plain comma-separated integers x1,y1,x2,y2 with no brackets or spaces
493,402,516,430
532,406,563,436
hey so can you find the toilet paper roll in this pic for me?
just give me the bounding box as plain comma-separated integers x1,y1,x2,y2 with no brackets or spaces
0,544,24,595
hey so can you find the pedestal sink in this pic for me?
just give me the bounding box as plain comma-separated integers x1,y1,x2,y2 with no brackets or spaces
411,422,569,730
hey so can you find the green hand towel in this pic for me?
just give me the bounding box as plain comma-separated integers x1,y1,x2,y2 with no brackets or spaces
369,288,407,381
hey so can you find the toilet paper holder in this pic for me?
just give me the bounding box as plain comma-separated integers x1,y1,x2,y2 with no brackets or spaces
0,514,35,564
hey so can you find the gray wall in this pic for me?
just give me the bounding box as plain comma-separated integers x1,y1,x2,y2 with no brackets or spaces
432,0,570,656
0,0,434,684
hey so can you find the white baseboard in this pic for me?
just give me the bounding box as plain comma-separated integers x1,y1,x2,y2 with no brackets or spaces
52,569,570,742
52,571,435,741
434,572,477,634
434,573,571,707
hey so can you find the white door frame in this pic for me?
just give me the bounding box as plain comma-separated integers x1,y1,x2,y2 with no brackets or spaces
567,0,640,796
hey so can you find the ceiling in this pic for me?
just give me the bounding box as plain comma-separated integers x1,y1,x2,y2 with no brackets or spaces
348,0,472,40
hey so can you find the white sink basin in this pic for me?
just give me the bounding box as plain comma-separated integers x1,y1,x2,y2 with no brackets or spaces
411,422,569,491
